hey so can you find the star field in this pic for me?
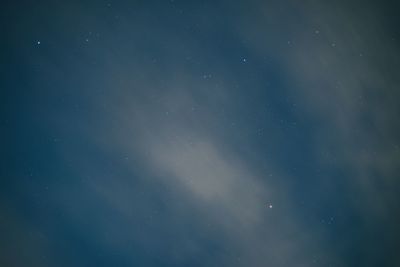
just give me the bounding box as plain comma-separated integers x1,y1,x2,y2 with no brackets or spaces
1,1,400,266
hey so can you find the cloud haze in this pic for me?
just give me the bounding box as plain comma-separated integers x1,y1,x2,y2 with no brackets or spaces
2,0,399,266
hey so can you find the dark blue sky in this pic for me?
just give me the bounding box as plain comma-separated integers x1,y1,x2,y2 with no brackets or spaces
1,0,400,266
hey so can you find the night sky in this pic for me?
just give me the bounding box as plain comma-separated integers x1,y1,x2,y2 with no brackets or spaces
2,0,400,266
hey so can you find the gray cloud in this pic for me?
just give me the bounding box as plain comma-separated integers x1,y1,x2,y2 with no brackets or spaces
4,1,399,266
